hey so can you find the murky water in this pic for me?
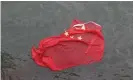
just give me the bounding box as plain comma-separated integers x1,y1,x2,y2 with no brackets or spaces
1,1,133,80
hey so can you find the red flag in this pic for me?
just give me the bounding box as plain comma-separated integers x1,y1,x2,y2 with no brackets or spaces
31,19,104,71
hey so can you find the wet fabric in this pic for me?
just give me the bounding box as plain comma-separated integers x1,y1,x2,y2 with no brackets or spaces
31,19,104,71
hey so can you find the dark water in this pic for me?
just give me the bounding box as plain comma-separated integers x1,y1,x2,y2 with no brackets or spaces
1,1,133,80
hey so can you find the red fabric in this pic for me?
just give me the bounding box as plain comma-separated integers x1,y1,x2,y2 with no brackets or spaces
31,19,104,71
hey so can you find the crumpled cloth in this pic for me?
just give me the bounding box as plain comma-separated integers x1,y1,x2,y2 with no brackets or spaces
31,19,104,71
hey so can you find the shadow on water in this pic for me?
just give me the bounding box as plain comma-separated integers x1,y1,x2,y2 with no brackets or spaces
1,50,16,80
